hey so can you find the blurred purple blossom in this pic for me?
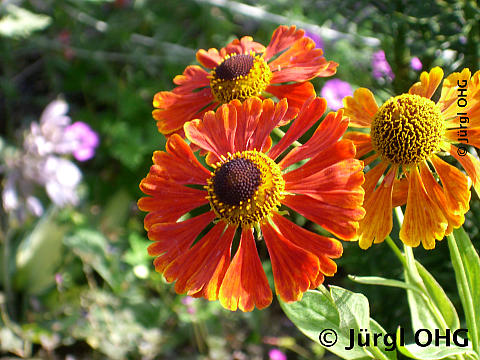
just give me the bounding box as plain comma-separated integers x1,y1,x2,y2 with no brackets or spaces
372,50,394,81
65,121,100,161
321,79,353,111
181,296,196,314
410,56,422,71
304,30,324,50
269,348,287,360
1,98,86,220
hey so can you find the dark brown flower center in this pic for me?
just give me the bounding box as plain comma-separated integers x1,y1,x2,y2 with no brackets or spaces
214,54,254,81
212,158,261,206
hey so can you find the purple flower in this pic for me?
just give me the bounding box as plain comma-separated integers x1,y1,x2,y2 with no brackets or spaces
304,30,324,50
372,50,394,81
410,56,422,71
269,348,287,360
321,79,353,111
64,121,99,161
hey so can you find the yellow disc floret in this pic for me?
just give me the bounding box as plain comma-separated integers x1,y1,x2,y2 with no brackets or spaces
206,150,285,228
209,52,273,104
370,94,445,166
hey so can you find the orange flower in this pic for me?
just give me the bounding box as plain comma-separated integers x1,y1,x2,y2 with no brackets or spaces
152,25,338,136
343,67,480,250
139,97,364,311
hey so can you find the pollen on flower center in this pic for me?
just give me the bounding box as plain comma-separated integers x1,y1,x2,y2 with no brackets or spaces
209,52,273,104
370,94,445,166
206,150,285,227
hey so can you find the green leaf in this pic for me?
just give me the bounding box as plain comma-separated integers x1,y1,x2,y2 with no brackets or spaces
448,227,480,355
349,275,421,294
15,208,66,294
404,265,444,332
64,229,118,289
280,286,396,360
397,335,474,360
415,261,460,331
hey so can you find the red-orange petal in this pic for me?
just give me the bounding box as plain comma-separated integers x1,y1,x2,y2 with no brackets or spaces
149,134,211,185
219,229,272,312
152,89,216,135
278,111,349,170
285,158,365,209
196,48,223,69
249,98,288,152
221,36,265,58
269,97,326,160
342,88,378,128
282,194,364,240
269,36,337,82
399,166,448,249
261,220,319,302
164,222,234,298
408,67,444,99
263,25,305,62
148,212,216,272
283,140,357,181
265,82,315,125
184,102,238,160
231,98,264,151
171,65,210,94
357,167,396,249
271,213,342,278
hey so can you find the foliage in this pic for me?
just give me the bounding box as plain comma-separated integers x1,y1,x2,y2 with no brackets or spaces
1,0,479,359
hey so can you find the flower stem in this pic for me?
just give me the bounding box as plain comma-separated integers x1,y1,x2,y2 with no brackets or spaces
272,127,302,147
384,235,407,267
447,232,479,356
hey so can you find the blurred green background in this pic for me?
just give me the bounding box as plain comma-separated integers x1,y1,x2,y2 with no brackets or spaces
1,0,479,359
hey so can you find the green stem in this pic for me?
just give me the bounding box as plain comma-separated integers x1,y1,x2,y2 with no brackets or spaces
272,127,302,147
447,232,479,356
384,235,407,267
395,208,466,360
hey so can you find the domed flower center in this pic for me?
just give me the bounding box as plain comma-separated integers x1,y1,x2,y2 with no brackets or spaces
370,94,445,166
206,150,285,227
213,158,261,206
210,52,273,104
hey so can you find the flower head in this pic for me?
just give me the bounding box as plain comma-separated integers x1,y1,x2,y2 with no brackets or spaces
321,79,353,110
269,348,287,360
410,56,422,71
139,97,365,311
343,67,480,249
372,50,394,81
152,25,338,136
1,98,83,220
64,121,100,161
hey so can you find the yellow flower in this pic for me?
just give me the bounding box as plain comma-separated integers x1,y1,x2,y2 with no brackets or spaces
343,67,480,249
